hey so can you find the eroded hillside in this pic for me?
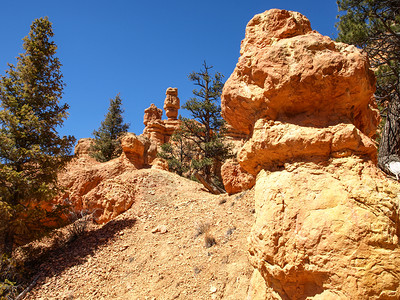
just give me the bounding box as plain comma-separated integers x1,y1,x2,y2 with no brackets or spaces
26,169,255,299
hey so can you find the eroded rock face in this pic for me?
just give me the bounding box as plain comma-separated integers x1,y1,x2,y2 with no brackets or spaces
222,9,378,138
58,155,136,224
143,88,181,145
249,160,400,299
143,103,163,126
74,138,94,158
239,120,377,175
120,133,150,168
220,8,400,299
164,87,180,120
57,133,159,224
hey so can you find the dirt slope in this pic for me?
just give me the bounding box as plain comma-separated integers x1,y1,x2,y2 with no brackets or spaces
25,169,255,300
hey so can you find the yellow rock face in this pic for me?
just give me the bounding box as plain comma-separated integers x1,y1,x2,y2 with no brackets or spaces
249,159,400,299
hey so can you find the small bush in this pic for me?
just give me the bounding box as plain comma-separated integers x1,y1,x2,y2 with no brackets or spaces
63,198,96,242
66,211,93,243
204,233,216,248
0,255,22,299
195,222,210,237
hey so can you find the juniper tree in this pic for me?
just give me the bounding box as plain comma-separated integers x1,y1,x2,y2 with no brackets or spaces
0,17,75,256
177,62,232,185
336,0,400,171
90,94,129,162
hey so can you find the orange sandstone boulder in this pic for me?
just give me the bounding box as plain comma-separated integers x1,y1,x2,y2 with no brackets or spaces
120,133,150,168
221,9,378,138
221,159,255,195
221,8,400,299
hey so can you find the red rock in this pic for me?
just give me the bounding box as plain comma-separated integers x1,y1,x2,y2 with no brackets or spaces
221,159,255,194
143,88,182,145
164,87,180,120
221,9,378,138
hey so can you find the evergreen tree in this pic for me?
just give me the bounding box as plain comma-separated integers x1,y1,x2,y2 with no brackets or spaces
177,62,232,185
336,0,400,171
90,94,129,162
0,17,75,256
158,129,195,177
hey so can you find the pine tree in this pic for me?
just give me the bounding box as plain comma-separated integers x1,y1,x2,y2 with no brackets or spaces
336,0,400,172
90,94,129,162
0,17,75,256
158,129,195,177
178,62,232,185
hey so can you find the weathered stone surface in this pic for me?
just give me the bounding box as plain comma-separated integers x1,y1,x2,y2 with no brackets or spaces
239,119,377,175
221,159,255,194
143,103,163,126
221,8,399,299
56,133,160,224
151,157,169,171
221,9,378,138
249,159,400,299
164,87,180,120
74,138,94,158
143,88,181,144
120,133,150,168
58,155,136,224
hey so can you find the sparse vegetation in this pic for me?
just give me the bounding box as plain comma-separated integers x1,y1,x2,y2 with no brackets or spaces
195,222,210,238
65,210,94,243
159,62,233,189
204,233,217,248
194,222,216,248
90,94,129,162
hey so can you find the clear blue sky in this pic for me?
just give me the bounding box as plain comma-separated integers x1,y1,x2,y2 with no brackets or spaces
0,0,339,142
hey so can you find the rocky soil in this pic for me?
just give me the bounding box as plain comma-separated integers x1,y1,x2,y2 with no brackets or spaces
25,169,255,299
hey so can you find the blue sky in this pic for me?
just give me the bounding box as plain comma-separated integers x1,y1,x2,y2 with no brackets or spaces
0,0,339,142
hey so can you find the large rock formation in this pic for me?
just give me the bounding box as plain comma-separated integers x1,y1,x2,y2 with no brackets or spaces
222,9,379,139
163,87,180,120
143,87,182,144
222,9,400,298
62,134,156,224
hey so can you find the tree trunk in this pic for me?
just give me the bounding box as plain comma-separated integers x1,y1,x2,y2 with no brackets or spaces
378,100,400,172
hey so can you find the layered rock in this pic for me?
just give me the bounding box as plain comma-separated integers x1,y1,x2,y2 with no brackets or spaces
143,88,182,144
163,87,180,120
221,9,400,298
60,134,157,224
